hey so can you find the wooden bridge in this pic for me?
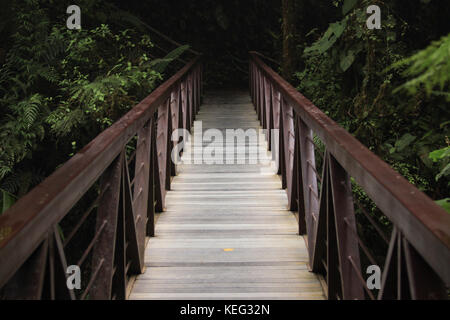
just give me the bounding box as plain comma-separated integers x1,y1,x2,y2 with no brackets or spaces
0,53,449,300
130,90,324,300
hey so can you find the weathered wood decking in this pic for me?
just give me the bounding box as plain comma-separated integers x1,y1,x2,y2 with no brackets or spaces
129,90,325,300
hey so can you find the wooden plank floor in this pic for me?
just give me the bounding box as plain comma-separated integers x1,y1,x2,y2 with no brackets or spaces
129,89,325,300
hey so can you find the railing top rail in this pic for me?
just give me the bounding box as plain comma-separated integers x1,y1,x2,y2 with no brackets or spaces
0,57,201,288
249,51,450,284
251,51,281,66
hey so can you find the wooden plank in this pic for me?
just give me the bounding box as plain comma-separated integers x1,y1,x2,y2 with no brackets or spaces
176,164,278,173
129,90,324,300
146,237,308,248
130,292,324,300
170,183,282,191
161,209,292,215
131,286,325,294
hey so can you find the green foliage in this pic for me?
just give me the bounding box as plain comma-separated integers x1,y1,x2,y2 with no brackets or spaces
0,93,49,180
0,0,188,201
304,20,347,56
429,146,450,182
391,33,450,100
149,45,191,73
429,146,450,162
385,133,417,157
435,198,450,213
1,190,16,214
342,0,359,15
296,0,449,205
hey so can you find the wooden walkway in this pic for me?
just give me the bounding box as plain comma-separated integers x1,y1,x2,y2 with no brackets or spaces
129,90,325,300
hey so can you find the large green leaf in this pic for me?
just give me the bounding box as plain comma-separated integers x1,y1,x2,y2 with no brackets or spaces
395,133,416,152
390,33,450,100
304,20,347,56
343,0,358,15
436,163,450,181
340,43,364,72
1,190,15,214
435,198,450,213
340,51,355,72
429,146,450,162
149,44,190,73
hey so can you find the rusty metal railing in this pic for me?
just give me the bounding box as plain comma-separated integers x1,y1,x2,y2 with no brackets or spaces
249,51,450,300
0,57,202,299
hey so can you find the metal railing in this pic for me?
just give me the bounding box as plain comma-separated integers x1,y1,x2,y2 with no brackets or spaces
249,51,450,300
0,57,202,299
0,50,448,300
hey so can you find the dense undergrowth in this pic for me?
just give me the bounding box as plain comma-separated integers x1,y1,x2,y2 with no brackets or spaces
292,0,449,211
0,0,447,301
0,0,189,211
0,0,448,216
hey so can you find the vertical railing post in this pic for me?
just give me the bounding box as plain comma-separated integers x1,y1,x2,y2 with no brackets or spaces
271,88,282,176
278,98,287,189
181,80,190,132
170,88,181,177
298,119,320,256
90,153,123,299
261,76,267,131
311,152,329,273
0,239,48,299
402,237,447,299
187,74,193,127
258,72,264,122
196,67,200,114
192,72,197,117
328,155,364,300
156,99,172,211
147,116,158,237
254,67,259,114
264,77,273,150
378,227,447,300
256,71,260,120
280,98,298,211
201,64,204,103
198,64,202,108
253,63,257,107
123,152,143,274
133,120,152,261
294,115,306,235
249,62,253,103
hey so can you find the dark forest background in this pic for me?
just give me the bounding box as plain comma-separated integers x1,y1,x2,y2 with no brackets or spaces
0,0,449,213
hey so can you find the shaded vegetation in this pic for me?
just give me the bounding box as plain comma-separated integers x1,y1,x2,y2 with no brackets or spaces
0,0,449,215
0,0,190,210
292,0,449,209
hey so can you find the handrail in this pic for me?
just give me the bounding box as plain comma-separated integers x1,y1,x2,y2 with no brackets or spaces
249,51,450,299
0,57,202,299
251,51,281,66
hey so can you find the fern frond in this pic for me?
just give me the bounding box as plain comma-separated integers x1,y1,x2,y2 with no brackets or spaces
149,45,190,73
15,94,44,129
0,167,12,182
47,107,84,137
390,33,450,100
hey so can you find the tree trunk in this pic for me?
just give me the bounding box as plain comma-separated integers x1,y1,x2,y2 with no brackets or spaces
281,0,297,81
